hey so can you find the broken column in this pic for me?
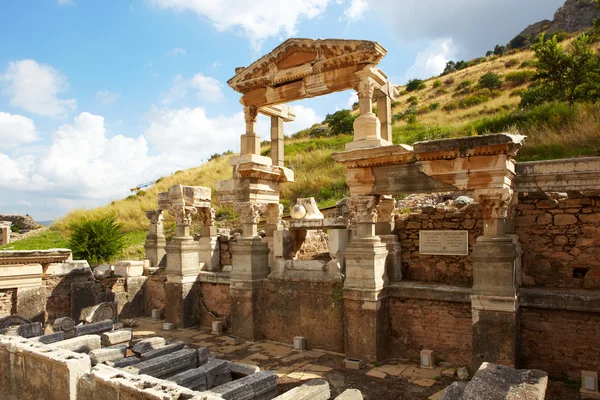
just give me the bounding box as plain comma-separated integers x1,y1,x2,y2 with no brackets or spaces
199,207,220,271
374,82,398,144
471,188,521,371
264,203,283,269
343,195,389,362
375,196,402,282
144,209,166,269
0,222,11,246
241,106,260,156
230,202,269,341
262,104,295,167
164,185,211,328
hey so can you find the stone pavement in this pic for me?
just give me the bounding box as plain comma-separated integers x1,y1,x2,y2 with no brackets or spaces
131,317,458,399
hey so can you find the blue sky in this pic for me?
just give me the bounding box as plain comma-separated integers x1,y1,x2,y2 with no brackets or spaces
0,0,563,220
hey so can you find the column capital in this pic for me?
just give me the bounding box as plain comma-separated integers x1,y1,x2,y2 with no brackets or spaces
145,209,163,225
264,203,283,226
474,188,516,220
168,205,197,227
375,195,396,223
234,202,265,225
243,106,259,123
348,195,380,224
354,77,377,99
198,207,216,226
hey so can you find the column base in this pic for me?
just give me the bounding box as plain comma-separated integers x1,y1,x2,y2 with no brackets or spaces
231,237,270,281
144,234,166,269
165,236,201,276
199,236,220,272
165,280,200,329
343,236,388,291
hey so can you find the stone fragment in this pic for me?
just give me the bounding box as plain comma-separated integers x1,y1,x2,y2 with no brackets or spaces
79,302,116,324
111,356,141,368
0,322,43,338
53,317,76,332
140,341,186,361
228,361,260,378
152,309,161,319
114,260,144,277
207,370,276,400
212,320,224,334
225,335,242,345
74,319,113,337
197,347,211,366
123,348,197,378
335,389,363,400
440,382,467,400
441,368,456,377
345,358,364,370
101,329,132,346
366,369,387,379
457,367,469,380
459,363,548,400
89,344,127,366
50,334,101,353
168,367,208,391
273,378,330,400
163,322,174,331
93,263,112,279
32,331,65,344
132,336,167,355
203,359,232,389
294,336,307,351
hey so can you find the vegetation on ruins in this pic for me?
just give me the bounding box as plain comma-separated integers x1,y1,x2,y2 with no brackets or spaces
68,214,125,265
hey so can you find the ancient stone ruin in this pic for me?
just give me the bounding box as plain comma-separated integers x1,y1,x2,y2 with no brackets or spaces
2,38,600,399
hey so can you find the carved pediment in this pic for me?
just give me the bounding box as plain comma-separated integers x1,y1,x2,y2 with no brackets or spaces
228,38,387,98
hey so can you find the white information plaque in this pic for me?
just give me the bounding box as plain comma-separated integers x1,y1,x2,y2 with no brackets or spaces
419,230,469,256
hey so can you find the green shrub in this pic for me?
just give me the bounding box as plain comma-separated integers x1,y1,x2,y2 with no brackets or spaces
406,79,424,92
433,80,442,88
493,44,506,56
443,102,458,111
459,95,489,109
505,70,536,87
392,101,401,108
471,57,486,65
478,72,503,90
407,96,418,104
520,60,537,69
10,225,19,233
324,110,357,135
510,88,526,97
444,78,455,86
406,114,418,124
429,102,441,111
504,59,519,68
456,80,473,91
509,34,528,49
417,82,427,90
392,113,404,123
436,88,449,95
68,214,125,264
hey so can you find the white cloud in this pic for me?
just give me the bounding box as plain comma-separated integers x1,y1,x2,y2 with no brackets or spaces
210,61,222,70
347,92,358,109
0,112,38,149
284,105,323,135
18,200,32,207
1,60,77,117
95,90,120,105
343,0,368,21
161,73,225,105
404,38,456,82
148,0,330,51
58,0,74,5
166,47,187,56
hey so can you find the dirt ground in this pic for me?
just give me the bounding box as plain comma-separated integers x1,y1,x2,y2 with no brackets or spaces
130,317,579,399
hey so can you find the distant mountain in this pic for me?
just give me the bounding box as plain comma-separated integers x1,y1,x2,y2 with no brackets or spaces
517,0,599,40
36,220,54,227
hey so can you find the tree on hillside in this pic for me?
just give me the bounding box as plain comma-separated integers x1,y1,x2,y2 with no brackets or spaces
493,44,506,56
520,34,599,106
509,35,528,50
478,72,503,90
323,110,356,135
406,79,425,92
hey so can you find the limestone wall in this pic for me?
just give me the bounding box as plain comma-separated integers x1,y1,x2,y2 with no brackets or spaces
394,202,482,287
515,193,600,289
0,288,16,317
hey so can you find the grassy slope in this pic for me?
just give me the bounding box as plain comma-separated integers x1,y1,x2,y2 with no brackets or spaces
6,37,600,258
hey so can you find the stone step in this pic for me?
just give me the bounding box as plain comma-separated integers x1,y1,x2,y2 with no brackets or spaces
0,322,44,338
122,348,197,379
50,334,101,353
140,341,186,361
89,344,127,366
74,320,113,337
131,336,167,355
206,370,277,400
272,379,330,400
101,329,132,346
32,331,65,344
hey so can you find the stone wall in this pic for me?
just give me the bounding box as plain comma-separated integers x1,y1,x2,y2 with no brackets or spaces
520,307,600,378
515,193,600,289
394,203,482,287
145,273,167,316
195,282,231,328
388,297,472,366
0,289,16,318
261,280,345,353
43,265,95,322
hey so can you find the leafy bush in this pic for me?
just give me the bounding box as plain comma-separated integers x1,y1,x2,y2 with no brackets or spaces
486,50,494,57
456,80,473,91
69,214,125,264
406,114,418,124
493,44,506,56
520,60,537,69
510,88,526,97
324,110,357,135
406,79,424,92
443,102,458,111
504,59,519,68
436,88,449,95
417,82,427,90
444,78,455,85
407,96,418,104
478,72,503,90
10,225,19,233
433,80,442,88
505,70,536,87
459,95,489,109
509,34,528,49
429,102,441,111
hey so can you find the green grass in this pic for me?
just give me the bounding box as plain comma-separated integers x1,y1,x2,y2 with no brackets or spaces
0,230,68,250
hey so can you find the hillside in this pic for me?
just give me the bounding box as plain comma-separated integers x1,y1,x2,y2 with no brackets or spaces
4,22,600,260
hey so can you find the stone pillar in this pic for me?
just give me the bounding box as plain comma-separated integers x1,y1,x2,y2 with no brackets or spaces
270,116,285,167
264,203,283,269
346,76,388,151
343,195,390,362
230,201,270,341
165,205,201,328
241,106,260,156
144,210,166,269
0,222,11,246
375,91,392,143
375,196,402,282
471,188,521,371
199,207,220,271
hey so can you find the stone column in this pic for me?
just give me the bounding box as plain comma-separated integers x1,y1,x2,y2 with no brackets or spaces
270,116,285,167
144,210,166,269
375,91,393,143
199,207,220,271
376,196,402,282
343,195,390,362
165,205,201,328
264,203,283,269
230,201,270,341
471,188,521,371
241,106,260,156
346,77,388,151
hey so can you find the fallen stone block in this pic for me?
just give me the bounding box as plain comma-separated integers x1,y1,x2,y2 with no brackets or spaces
74,319,113,337
168,367,209,391
273,379,329,400
101,328,132,346
50,334,101,353
132,336,167,355
89,344,127,366
440,381,467,400
335,388,363,399
140,341,186,361
110,356,141,368
32,331,65,344
122,348,197,378
197,347,211,366
459,363,548,400
345,358,364,370
208,370,277,400
79,302,116,324
114,260,144,277
228,361,260,379
52,316,76,332
0,322,44,338
204,359,232,389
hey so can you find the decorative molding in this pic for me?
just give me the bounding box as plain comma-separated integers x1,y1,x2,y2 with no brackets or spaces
474,188,515,219
347,195,380,224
